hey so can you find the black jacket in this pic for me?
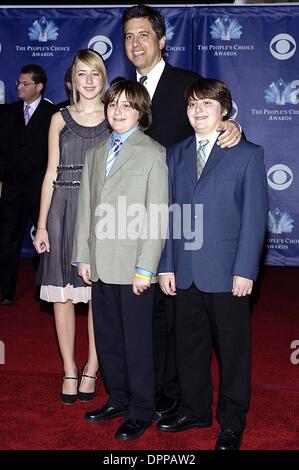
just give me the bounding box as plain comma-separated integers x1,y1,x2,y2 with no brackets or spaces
146,62,201,148
1,98,56,184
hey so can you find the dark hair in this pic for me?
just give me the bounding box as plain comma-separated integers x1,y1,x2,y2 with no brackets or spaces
122,4,166,40
20,64,47,92
64,65,72,96
110,76,126,87
105,80,152,131
185,77,232,120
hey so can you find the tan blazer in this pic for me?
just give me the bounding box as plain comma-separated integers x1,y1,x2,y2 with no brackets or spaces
72,129,168,285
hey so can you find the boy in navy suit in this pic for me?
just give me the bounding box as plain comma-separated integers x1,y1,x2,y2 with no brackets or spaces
157,78,268,450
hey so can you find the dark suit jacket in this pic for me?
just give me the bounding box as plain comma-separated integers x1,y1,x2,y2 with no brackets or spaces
2,99,56,190
158,136,268,292
56,99,71,111
0,104,8,181
129,61,200,148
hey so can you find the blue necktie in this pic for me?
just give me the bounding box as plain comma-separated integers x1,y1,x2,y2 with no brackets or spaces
139,76,147,85
106,138,122,177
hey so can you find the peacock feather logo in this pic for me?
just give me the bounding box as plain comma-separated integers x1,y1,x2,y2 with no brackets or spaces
165,19,175,41
28,17,59,42
210,15,242,41
265,79,294,106
268,209,294,234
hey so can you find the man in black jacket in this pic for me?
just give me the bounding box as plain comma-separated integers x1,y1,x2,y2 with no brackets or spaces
86,4,242,424
0,64,56,304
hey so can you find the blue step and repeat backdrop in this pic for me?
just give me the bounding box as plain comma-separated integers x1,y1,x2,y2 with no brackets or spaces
0,4,298,265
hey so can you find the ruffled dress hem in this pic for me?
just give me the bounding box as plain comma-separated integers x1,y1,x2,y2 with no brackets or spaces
40,284,91,304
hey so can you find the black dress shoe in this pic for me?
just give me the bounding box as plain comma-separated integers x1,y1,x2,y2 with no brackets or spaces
85,404,126,423
0,298,14,305
154,396,181,419
77,363,98,402
215,428,242,450
60,369,79,405
115,418,151,441
157,413,212,432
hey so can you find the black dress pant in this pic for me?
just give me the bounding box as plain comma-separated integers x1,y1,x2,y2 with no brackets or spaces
153,287,180,401
175,283,251,432
0,182,40,300
92,279,156,421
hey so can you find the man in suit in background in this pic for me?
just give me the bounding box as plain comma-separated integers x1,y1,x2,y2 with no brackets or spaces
158,77,268,450
0,104,8,198
122,4,242,418
0,64,56,304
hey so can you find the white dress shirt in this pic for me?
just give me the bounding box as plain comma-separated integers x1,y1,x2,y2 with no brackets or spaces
136,59,166,100
23,96,41,119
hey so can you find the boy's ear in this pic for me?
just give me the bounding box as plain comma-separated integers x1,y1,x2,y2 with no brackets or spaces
221,107,228,117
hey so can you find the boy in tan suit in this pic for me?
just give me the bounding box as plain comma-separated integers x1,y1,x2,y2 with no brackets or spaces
72,80,168,440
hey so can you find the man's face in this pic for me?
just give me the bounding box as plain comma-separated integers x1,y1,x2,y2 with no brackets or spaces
124,18,166,75
17,73,42,104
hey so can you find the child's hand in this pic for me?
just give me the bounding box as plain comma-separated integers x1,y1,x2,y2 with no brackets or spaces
133,276,150,295
78,263,92,286
33,228,50,253
159,274,176,296
232,276,253,297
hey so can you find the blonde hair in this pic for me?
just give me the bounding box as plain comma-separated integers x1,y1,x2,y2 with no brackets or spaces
71,49,107,107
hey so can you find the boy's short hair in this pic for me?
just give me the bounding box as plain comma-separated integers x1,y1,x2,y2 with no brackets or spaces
185,77,232,120
105,80,152,131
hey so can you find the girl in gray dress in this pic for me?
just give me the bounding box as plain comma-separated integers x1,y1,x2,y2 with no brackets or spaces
34,50,109,404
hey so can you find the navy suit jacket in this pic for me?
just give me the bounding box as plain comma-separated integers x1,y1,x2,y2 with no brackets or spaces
158,135,268,292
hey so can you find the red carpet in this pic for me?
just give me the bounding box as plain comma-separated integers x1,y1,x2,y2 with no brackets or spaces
0,261,298,450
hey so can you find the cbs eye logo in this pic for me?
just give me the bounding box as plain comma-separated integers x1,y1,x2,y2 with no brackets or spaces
267,164,293,190
270,34,296,60
88,35,113,61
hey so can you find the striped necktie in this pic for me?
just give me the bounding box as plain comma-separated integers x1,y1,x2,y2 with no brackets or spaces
106,138,122,177
139,75,147,84
24,104,31,125
197,139,209,179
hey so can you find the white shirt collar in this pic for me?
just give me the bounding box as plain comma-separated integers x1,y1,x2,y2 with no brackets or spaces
23,96,42,115
136,59,165,100
195,131,220,162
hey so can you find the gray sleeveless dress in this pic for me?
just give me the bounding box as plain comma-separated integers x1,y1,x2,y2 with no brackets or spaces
37,108,109,303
